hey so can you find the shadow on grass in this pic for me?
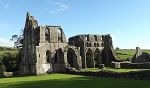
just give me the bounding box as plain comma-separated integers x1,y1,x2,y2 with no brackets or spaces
1,75,150,88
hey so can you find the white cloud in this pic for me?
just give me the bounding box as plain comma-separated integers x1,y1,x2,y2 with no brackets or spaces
0,37,14,47
46,1,69,14
55,3,69,12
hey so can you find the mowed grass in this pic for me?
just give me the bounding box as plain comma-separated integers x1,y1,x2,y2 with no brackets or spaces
102,68,147,72
0,74,150,88
81,68,149,73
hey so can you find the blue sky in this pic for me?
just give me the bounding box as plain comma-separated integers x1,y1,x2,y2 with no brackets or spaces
0,0,150,49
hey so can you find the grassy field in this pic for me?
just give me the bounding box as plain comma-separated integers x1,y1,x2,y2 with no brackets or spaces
0,47,18,58
102,68,147,72
0,74,150,88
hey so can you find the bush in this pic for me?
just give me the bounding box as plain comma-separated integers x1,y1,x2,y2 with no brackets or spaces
0,62,5,74
2,52,20,72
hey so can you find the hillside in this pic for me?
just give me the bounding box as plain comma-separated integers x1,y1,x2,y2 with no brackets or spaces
115,49,150,60
0,46,150,61
0,47,18,58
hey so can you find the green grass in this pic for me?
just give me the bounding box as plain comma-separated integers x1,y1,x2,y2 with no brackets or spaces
115,49,136,60
0,74,150,88
81,68,149,73
102,68,142,72
81,68,101,72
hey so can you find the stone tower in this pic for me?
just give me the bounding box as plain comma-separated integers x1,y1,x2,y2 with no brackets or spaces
20,12,68,74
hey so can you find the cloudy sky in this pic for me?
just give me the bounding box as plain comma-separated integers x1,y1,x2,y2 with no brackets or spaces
0,0,150,49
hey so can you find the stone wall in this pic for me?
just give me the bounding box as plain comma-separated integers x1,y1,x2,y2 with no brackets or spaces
111,62,150,69
65,70,150,80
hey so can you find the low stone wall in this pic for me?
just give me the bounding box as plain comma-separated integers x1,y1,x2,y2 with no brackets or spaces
111,62,150,69
120,63,150,69
65,70,150,80
0,71,20,77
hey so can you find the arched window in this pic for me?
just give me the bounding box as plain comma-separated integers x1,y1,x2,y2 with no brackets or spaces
87,35,89,41
46,50,51,63
54,51,58,63
45,28,50,42
94,35,98,41
57,48,64,63
89,43,92,47
97,43,99,47
67,48,77,67
87,43,89,47
86,49,94,68
94,43,97,47
94,48,101,67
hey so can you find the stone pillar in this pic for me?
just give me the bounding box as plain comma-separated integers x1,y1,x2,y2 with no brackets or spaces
136,47,142,54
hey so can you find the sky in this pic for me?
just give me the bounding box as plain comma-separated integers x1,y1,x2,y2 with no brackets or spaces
0,0,150,49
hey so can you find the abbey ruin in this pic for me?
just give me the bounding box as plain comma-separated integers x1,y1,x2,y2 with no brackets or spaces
20,12,118,74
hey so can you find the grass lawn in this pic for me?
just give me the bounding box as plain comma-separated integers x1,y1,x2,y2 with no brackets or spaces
102,68,144,72
0,74,150,88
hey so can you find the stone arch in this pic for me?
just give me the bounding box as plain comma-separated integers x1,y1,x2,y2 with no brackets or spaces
53,48,64,63
94,35,97,41
89,42,92,47
86,48,94,68
46,50,51,63
101,49,107,66
94,48,101,67
54,51,58,63
94,43,97,47
67,48,77,67
45,28,50,42
97,43,99,47
57,48,64,63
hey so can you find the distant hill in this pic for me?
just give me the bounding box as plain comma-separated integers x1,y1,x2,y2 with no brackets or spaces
0,46,149,61
115,49,150,60
0,46,18,57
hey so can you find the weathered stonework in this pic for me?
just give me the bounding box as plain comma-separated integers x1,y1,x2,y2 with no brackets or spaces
132,47,150,63
20,12,117,75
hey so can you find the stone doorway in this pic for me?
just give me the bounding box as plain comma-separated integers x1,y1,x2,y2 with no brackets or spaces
67,48,76,68
94,48,101,67
102,49,107,66
46,50,51,63
86,49,94,68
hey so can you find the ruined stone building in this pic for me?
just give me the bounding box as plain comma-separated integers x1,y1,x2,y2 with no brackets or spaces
132,47,150,63
20,12,117,74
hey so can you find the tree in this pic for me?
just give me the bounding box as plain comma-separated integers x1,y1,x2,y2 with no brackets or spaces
115,47,120,50
0,62,5,74
10,34,23,49
2,52,20,72
8,31,23,72
0,56,5,74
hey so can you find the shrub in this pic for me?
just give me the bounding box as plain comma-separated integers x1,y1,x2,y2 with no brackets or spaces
0,62,5,74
